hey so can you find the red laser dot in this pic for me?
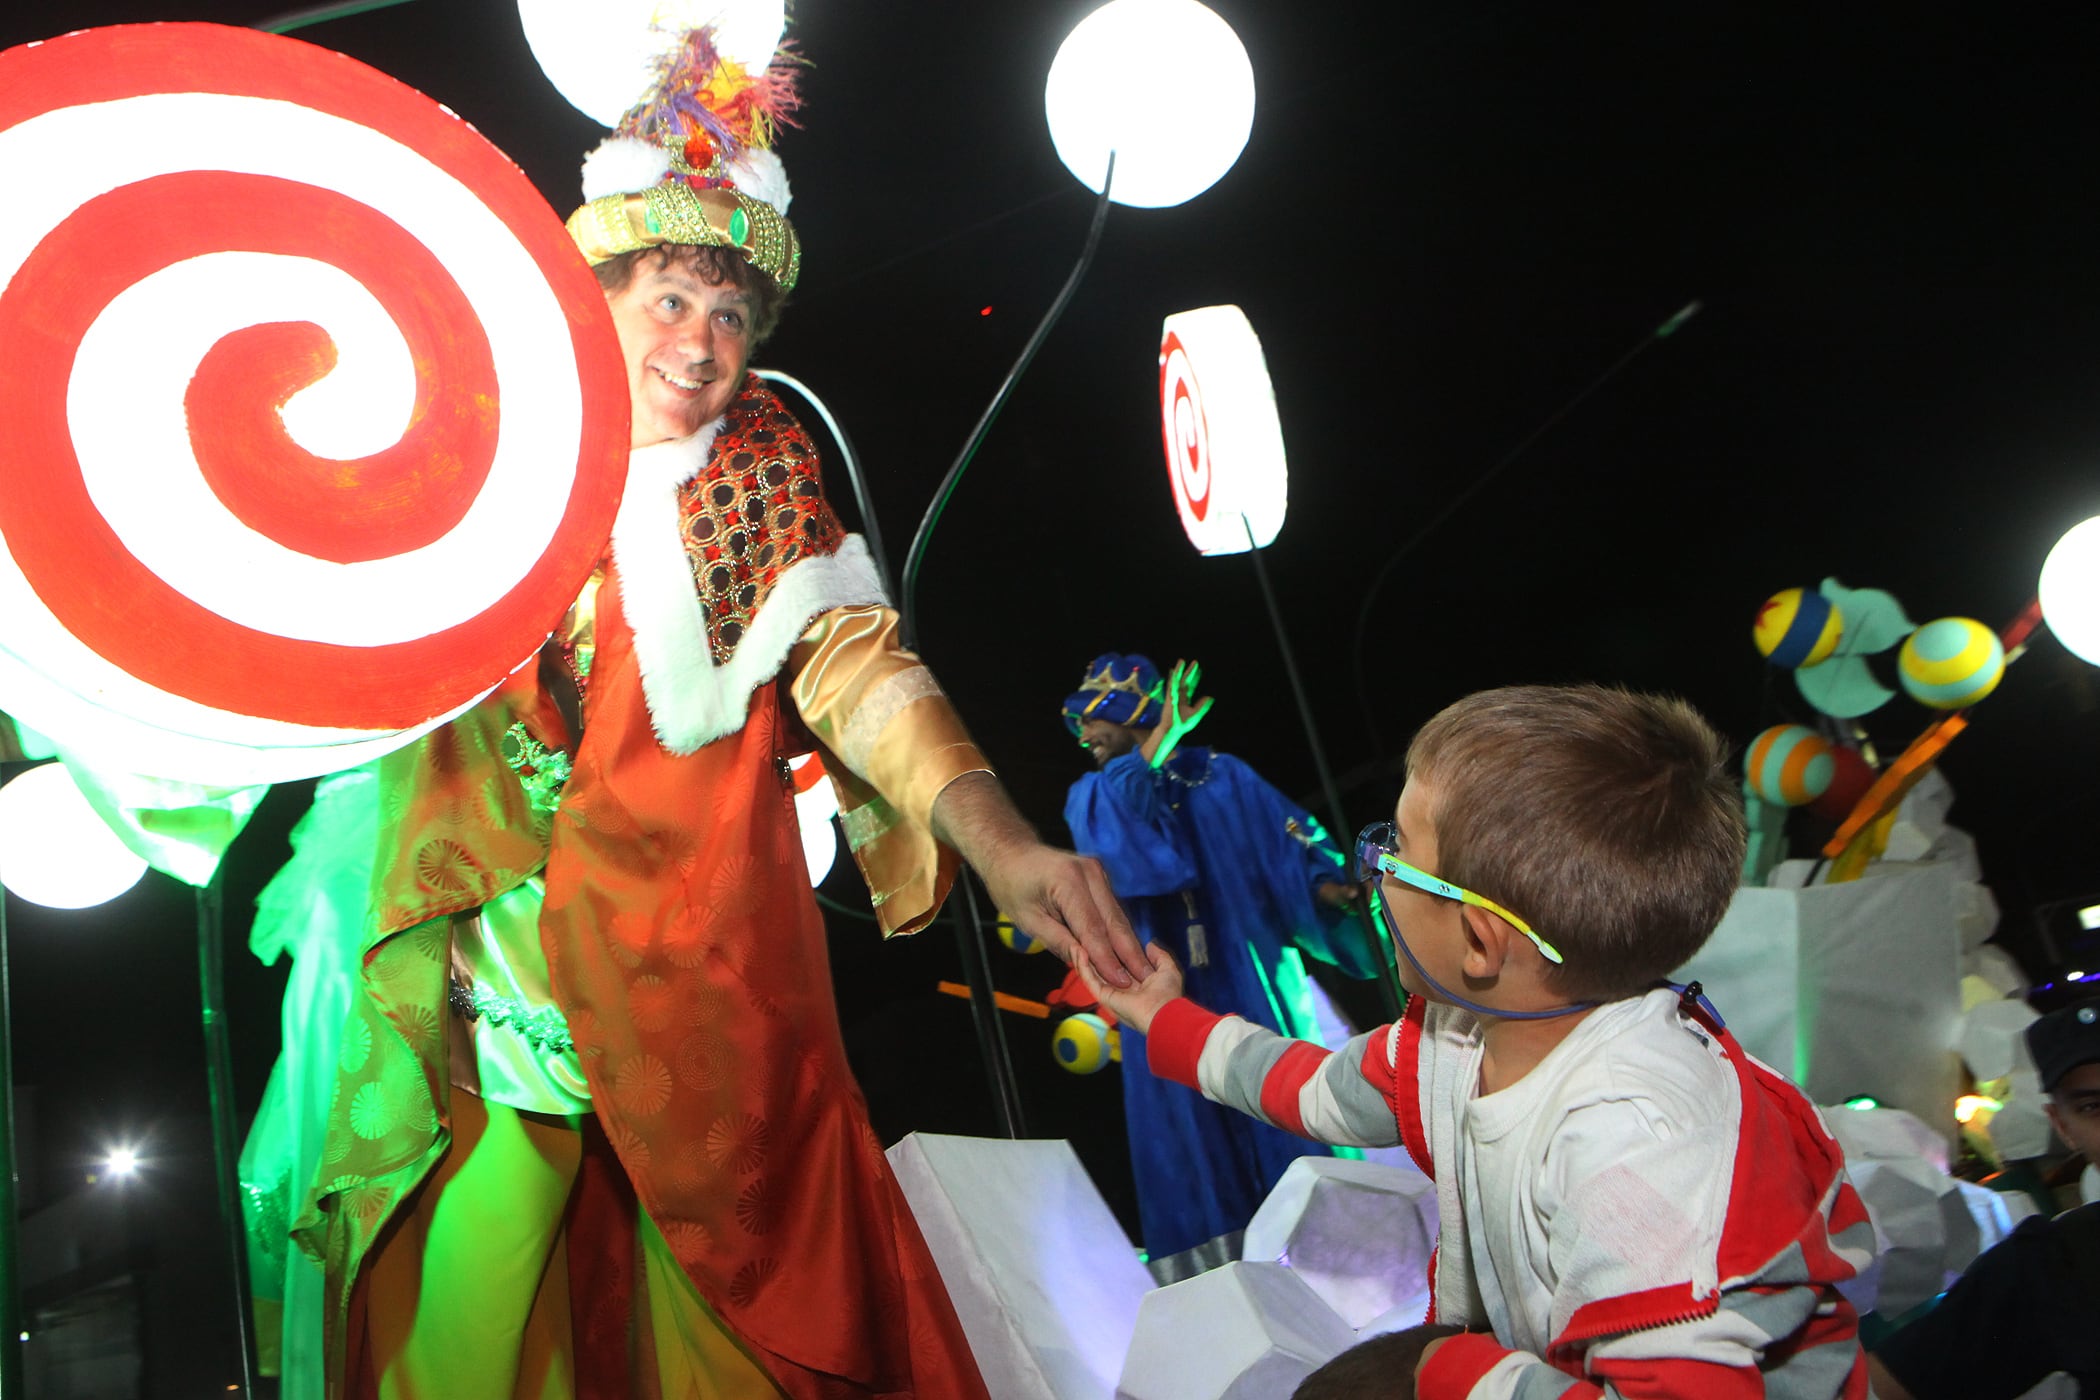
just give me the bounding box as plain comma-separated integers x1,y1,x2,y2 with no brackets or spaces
980,306,992,316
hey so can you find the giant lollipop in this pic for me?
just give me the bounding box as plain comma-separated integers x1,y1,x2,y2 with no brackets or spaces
0,24,627,785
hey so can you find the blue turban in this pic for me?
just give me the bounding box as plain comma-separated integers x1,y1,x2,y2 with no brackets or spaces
1061,653,1164,735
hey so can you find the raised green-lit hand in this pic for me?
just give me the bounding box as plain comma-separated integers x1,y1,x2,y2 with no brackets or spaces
1141,659,1213,770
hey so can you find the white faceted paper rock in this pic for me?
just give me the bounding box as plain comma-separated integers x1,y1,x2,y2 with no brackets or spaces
1845,1157,1982,1316
1883,770,1955,860
1966,944,2030,999
1953,881,2000,950
1116,1261,1354,1400
1242,1157,1439,1329
1956,998,2040,1081
1985,1070,2055,1161
1951,1179,2020,1258
1822,1105,1949,1175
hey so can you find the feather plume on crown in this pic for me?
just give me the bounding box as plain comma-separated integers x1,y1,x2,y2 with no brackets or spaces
621,28,802,198
565,19,805,285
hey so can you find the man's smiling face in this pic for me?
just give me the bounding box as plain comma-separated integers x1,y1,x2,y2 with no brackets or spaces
606,252,754,448
1078,717,1146,767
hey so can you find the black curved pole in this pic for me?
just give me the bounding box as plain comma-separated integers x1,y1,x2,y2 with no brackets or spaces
898,154,1115,650
890,156,1115,1136
197,871,257,1397
753,369,895,599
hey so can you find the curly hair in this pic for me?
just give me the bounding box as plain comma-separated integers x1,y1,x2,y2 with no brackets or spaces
591,244,786,346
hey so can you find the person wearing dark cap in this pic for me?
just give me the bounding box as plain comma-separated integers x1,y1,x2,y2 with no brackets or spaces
1868,998,2100,1400
1060,653,1379,1281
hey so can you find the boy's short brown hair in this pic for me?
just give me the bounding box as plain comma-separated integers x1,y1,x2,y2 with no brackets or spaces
591,244,787,346
1404,684,1745,1002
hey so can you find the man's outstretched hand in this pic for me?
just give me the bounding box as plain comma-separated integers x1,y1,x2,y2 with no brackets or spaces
932,771,1150,987
1076,941,1183,1035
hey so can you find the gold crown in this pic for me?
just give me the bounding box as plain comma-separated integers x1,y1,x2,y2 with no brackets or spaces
1070,658,1163,723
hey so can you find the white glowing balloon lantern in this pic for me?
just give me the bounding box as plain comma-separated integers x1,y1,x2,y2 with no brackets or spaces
2040,515,2100,666
519,0,788,127
0,763,147,910
1044,0,1255,208
1159,305,1288,555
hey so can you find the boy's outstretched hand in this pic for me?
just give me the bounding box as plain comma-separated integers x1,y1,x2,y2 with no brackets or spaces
1075,941,1184,1034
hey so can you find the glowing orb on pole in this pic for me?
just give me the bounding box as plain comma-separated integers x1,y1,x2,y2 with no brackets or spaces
1044,0,1255,208
0,763,148,910
0,25,627,785
1158,305,1288,555
2040,516,2100,666
519,0,788,127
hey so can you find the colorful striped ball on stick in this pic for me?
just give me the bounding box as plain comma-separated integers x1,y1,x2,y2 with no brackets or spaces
1053,1013,1116,1074
1745,724,1836,807
996,914,1047,955
1754,587,1844,669
1899,618,2005,710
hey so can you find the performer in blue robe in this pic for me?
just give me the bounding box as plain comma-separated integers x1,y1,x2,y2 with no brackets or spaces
1061,653,1380,1280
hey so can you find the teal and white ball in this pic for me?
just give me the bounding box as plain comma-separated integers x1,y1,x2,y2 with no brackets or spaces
1899,618,2005,710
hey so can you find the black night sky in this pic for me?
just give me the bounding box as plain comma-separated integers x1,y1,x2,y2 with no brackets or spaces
5,0,2100,1336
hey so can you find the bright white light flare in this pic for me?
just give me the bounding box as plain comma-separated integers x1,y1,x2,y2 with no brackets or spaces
1044,0,1255,209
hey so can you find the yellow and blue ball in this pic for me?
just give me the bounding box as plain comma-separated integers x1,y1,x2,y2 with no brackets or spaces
1053,1013,1117,1074
1745,724,1836,807
995,913,1046,955
1899,618,2005,710
1754,588,1844,669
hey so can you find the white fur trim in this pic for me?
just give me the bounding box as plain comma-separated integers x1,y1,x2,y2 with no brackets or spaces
726,148,792,216
610,432,888,754
581,136,673,202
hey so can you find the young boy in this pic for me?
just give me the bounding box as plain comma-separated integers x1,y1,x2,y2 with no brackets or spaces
1083,685,1873,1399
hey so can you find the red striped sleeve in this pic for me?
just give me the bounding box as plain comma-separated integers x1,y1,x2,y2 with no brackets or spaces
1418,1333,1528,1400
1587,1351,1763,1399
1389,996,1433,1177
1256,1041,1328,1135
1145,997,1223,1089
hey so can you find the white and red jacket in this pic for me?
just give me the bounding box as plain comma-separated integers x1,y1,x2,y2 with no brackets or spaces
1146,987,1875,1399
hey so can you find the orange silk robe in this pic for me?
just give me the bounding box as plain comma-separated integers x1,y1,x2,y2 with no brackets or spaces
296,381,991,1398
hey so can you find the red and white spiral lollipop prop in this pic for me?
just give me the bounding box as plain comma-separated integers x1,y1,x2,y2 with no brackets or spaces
1157,304,1288,556
0,24,627,785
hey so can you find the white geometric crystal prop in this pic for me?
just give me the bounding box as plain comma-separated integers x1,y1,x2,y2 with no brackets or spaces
886,1133,1150,1400
1953,882,2001,953
1241,1157,1438,1330
1955,997,2040,1082
519,0,787,128
1157,305,1288,556
1044,0,1255,209
1967,944,2030,999
2040,515,2100,667
1116,1261,1355,1400
1823,1105,1950,1175
1882,770,1954,861
1844,1157,1983,1317
1676,864,1966,1142
1952,1179,2024,1257
0,761,147,909
1355,1293,1435,1339
1984,1069,2055,1161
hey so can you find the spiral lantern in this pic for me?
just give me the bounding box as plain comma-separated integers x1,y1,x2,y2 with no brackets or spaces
0,25,627,785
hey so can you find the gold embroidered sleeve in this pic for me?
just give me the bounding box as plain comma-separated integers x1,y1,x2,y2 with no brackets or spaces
788,603,991,937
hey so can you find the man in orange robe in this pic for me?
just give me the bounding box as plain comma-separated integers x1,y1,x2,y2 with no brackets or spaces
285,24,1149,1398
